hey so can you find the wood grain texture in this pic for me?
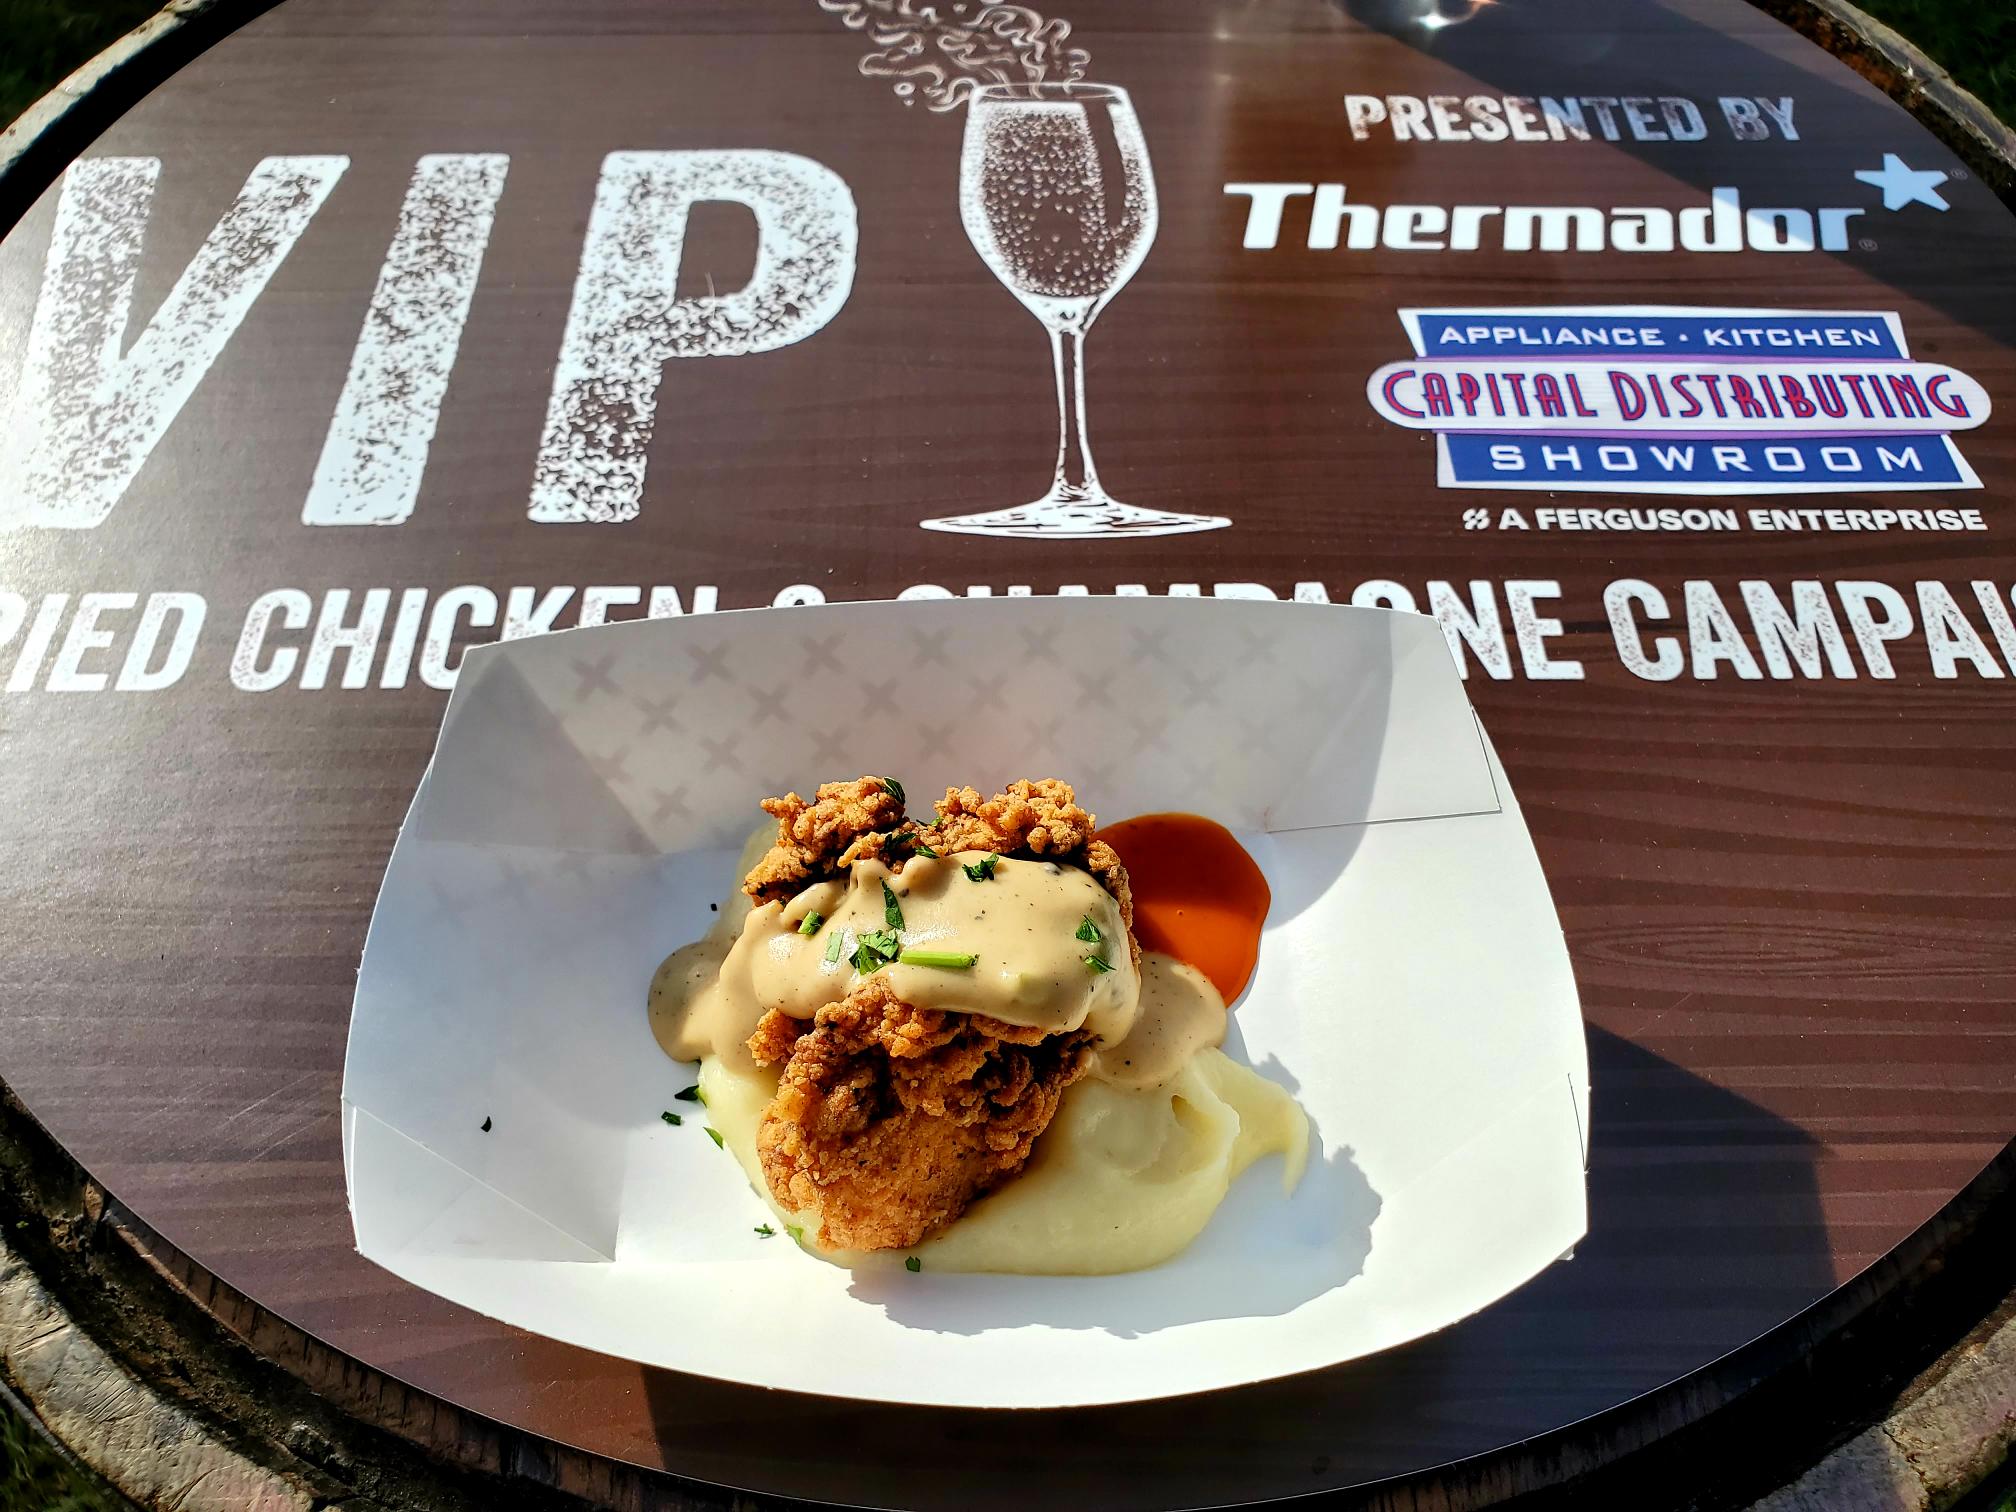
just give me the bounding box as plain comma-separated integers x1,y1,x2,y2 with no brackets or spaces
0,0,2011,1504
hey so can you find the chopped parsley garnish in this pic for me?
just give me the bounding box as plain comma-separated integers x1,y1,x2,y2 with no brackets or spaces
1084,953,1115,974
962,855,999,882
905,1255,921,1273
787,1224,806,1245
755,1224,776,1238
675,1084,705,1105
798,910,825,937
882,880,904,931
1075,915,1102,944
480,1116,492,1133
660,1110,682,1127
878,776,906,809
852,928,900,975
824,931,845,964
897,948,977,969
704,1126,724,1148
910,841,938,859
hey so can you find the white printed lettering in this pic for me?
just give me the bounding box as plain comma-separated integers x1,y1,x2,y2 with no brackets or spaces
1836,581,1912,678
1605,580,1683,680
530,151,858,523
1507,580,1582,679
305,155,509,526
48,591,136,692
116,592,206,692
1918,582,2004,678
1224,182,1313,249
1739,581,1856,678
233,589,313,693
1,157,346,531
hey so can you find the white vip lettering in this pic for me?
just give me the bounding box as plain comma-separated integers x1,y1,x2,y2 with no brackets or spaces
0,155,348,531
1226,184,1862,252
304,154,510,526
2,151,858,534
528,150,859,524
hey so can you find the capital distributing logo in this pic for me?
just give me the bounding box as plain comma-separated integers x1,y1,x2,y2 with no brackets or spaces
1366,307,1990,494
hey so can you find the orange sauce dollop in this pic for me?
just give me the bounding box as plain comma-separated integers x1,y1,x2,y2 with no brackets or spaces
1097,813,1271,1004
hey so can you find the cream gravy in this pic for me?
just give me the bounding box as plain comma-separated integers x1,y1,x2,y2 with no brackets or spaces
655,850,1146,1070
1093,952,1229,1090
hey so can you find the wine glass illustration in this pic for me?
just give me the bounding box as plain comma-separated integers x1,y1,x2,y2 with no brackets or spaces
921,82,1230,539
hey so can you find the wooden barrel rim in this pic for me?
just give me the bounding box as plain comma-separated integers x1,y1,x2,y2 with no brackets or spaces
3,1084,2012,1508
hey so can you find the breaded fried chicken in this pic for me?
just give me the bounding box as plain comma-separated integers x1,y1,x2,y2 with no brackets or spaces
750,977,1096,1251
739,777,1133,1250
922,779,1136,968
929,778,1097,856
743,777,908,903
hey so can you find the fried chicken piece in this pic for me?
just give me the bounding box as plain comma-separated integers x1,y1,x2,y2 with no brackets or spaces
750,977,1096,1251
922,779,1136,962
928,777,1095,855
739,777,1135,1248
743,777,906,903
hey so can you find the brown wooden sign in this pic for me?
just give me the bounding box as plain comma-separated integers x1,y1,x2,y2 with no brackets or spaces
0,0,2011,1504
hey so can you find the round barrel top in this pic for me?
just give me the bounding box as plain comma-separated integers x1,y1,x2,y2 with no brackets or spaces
1,0,2012,1506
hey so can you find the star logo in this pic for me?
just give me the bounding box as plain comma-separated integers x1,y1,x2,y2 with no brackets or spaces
1853,153,1951,212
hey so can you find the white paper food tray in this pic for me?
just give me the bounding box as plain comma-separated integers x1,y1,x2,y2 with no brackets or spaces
341,596,1587,1407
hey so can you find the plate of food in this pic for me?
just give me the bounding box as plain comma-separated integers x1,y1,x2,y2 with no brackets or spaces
341,595,1586,1407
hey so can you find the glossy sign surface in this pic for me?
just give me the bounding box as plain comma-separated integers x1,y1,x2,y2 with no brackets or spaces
0,0,2010,1503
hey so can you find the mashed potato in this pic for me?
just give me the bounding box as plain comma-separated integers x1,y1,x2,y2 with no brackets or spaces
699,1041,1306,1274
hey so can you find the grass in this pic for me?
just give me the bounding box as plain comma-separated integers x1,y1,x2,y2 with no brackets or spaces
1851,0,2016,128
0,0,163,129
0,1398,131,1512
